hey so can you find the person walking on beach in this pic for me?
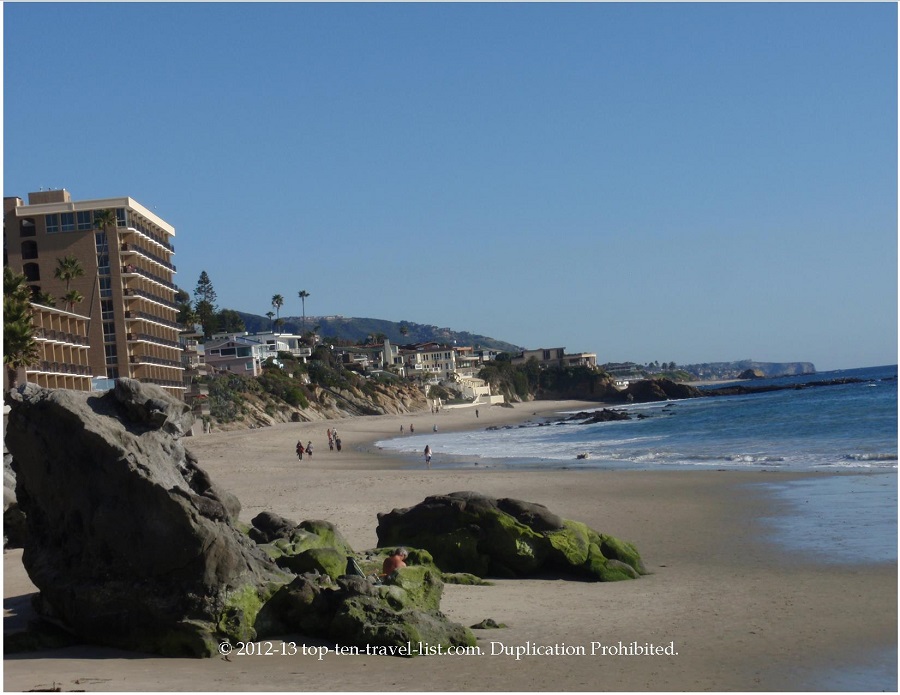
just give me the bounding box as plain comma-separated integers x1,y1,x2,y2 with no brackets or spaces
410,424,414,434
400,424,404,434
335,436,342,452
475,409,479,418
296,441,304,461
305,441,313,458
424,445,432,467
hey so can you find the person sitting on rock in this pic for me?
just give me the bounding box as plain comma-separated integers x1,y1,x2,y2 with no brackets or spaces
381,547,408,577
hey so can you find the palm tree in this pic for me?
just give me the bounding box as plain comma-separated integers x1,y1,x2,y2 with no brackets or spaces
265,311,275,332
93,208,117,233
4,267,39,389
33,290,56,307
298,290,310,332
54,254,85,293
271,294,284,327
62,289,85,313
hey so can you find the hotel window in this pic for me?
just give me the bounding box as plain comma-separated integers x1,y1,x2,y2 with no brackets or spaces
21,240,38,260
46,214,60,233
19,218,36,237
105,344,117,362
60,213,75,232
116,209,126,227
77,210,93,230
101,300,115,321
103,321,117,339
23,263,40,281
99,276,112,298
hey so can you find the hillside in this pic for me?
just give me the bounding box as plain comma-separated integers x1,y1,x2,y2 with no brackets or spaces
681,360,816,380
235,312,522,352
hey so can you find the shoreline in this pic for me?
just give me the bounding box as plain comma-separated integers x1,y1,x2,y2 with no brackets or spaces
4,399,897,691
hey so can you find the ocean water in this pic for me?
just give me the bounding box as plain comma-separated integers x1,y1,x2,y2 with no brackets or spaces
376,365,898,564
378,365,897,473
377,365,897,690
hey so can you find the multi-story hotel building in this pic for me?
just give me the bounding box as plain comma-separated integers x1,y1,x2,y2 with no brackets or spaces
4,190,184,398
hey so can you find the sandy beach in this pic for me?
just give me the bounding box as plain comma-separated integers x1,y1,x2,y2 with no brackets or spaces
4,401,897,691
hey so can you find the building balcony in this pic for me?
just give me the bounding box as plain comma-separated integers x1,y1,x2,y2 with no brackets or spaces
126,332,182,350
122,265,176,292
120,242,175,272
122,286,180,311
124,310,182,331
129,354,184,369
123,225,174,253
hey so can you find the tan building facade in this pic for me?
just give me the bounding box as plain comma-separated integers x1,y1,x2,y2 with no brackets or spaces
19,302,93,391
4,190,184,398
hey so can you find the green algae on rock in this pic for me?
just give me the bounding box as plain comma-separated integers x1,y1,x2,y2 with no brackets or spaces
376,491,646,581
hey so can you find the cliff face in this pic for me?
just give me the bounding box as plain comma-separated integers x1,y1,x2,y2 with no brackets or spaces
744,361,816,377
206,378,429,432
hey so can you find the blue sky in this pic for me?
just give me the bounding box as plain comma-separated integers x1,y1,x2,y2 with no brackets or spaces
4,3,897,371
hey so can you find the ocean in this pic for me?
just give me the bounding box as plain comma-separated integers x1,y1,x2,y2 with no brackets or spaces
378,365,897,474
376,363,898,689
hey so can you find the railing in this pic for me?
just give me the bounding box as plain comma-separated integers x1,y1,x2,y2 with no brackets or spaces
123,225,174,253
124,310,182,331
122,265,176,291
29,361,93,376
120,243,175,272
33,327,89,346
122,286,180,311
129,354,183,368
126,332,182,349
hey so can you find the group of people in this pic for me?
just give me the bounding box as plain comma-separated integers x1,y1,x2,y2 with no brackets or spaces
326,428,342,452
295,429,342,461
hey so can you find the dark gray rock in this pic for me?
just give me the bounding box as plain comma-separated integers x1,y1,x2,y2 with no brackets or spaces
4,381,287,656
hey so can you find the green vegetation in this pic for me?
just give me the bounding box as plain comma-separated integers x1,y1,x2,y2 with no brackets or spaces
3,266,39,389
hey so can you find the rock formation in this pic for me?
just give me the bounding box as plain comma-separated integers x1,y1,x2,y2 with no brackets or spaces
4,380,473,657
617,378,705,403
5,380,287,656
376,491,646,581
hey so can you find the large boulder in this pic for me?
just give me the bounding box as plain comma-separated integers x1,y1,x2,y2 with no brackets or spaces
4,447,27,548
5,380,472,658
259,569,475,653
4,380,288,656
376,491,646,581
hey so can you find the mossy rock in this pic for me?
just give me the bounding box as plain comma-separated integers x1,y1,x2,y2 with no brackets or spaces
441,572,494,586
598,534,647,575
376,491,646,582
545,520,592,567
276,547,348,580
383,565,444,612
330,597,476,653
261,519,355,566
585,543,641,582
297,520,355,556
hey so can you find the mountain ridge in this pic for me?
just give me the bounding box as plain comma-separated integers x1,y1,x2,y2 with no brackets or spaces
234,312,524,353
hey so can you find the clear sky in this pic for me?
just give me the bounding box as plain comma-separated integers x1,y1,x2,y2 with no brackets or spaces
4,2,897,371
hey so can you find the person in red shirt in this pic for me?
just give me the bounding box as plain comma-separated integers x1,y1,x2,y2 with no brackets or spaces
381,547,409,577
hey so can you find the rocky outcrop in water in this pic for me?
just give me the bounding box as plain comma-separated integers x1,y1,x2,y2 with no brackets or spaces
376,491,646,581
617,379,705,403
